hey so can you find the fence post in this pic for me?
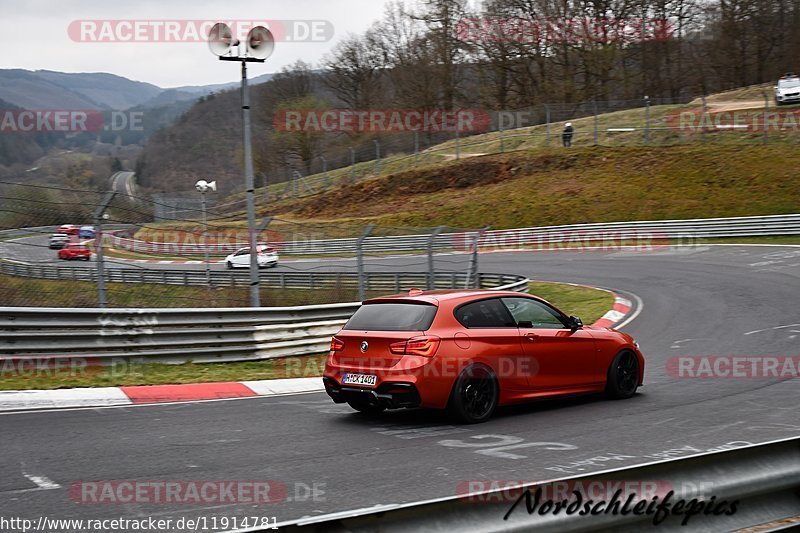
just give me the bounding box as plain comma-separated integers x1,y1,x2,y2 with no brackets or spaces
455,129,460,160
374,140,381,175
414,132,420,166
701,95,708,143
762,91,769,145
356,224,374,301
350,148,356,183
94,190,116,308
545,104,551,145
465,226,488,289
499,122,505,153
592,101,599,146
321,156,329,187
426,226,446,289
644,96,651,144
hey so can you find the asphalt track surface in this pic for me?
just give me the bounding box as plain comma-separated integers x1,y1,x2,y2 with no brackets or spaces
1,243,800,530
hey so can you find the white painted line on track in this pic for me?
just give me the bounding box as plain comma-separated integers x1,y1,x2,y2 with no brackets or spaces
614,290,644,330
22,472,61,490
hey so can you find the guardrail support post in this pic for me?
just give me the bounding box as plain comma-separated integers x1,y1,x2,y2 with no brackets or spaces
356,224,374,301
427,226,446,290
94,190,117,308
762,91,769,145
465,226,488,289
644,95,651,144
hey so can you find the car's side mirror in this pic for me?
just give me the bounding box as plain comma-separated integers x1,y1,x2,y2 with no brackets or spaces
517,320,533,329
568,316,583,330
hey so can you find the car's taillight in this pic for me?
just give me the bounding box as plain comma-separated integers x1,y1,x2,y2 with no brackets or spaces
389,335,441,357
330,336,344,352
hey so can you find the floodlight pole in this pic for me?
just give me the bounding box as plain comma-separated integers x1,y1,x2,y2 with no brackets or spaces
221,56,265,307
199,188,211,286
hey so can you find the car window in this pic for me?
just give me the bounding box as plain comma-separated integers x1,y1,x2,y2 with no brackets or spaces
502,297,566,329
234,248,249,256
454,298,516,328
343,302,437,331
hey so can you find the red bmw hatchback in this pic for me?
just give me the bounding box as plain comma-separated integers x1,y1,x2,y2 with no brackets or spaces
323,289,644,423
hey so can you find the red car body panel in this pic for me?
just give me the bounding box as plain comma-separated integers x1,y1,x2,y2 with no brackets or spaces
323,290,644,410
58,244,92,260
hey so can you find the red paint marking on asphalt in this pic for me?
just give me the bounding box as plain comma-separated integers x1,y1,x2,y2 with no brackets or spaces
120,382,257,404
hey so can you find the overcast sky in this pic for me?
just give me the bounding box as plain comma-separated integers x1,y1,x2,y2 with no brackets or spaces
0,0,397,88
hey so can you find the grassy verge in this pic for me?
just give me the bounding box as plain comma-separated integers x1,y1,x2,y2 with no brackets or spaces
0,355,329,391
0,281,614,390
527,281,614,325
0,273,358,308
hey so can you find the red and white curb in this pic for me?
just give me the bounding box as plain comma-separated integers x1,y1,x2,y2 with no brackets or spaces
592,294,633,328
0,377,324,412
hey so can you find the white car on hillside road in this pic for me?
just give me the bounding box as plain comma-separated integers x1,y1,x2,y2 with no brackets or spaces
225,245,279,269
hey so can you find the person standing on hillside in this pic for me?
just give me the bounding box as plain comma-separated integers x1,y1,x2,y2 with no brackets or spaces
562,122,574,147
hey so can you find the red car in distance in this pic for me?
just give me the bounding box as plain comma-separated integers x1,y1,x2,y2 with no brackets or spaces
58,243,92,261
57,224,80,235
324,289,644,423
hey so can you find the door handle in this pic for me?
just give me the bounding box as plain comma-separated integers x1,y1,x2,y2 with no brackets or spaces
525,333,538,341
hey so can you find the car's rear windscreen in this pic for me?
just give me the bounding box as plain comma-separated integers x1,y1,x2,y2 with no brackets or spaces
343,303,437,331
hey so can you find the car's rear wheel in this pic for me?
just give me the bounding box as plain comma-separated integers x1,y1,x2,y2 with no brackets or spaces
346,398,385,416
606,350,639,399
448,364,498,424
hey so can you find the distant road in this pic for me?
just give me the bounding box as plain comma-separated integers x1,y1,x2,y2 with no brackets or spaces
111,171,136,198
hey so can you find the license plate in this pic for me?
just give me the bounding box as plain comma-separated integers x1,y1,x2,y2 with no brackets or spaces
342,373,377,386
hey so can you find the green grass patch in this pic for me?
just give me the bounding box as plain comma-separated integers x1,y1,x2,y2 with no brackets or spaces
0,355,328,391
527,281,614,325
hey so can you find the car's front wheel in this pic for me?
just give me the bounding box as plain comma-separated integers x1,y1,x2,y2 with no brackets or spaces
448,364,499,424
346,398,385,416
226,261,233,270
606,350,640,399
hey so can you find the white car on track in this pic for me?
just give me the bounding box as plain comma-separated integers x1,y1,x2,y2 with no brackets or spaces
224,245,279,269
775,73,800,105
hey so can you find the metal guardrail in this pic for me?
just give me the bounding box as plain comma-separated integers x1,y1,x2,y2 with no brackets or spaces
0,273,528,363
0,261,524,292
107,214,800,256
266,437,800,533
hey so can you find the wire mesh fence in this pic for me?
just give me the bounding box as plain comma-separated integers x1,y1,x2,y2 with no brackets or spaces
262,92,800,201
0,180,488,307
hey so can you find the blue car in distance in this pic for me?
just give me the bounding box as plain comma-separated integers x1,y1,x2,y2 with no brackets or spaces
79,226,96,238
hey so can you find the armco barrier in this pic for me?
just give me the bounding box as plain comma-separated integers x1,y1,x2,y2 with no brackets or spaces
0,263,524,292
106,214,800,256
266,437,800,532
0,273,528,363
